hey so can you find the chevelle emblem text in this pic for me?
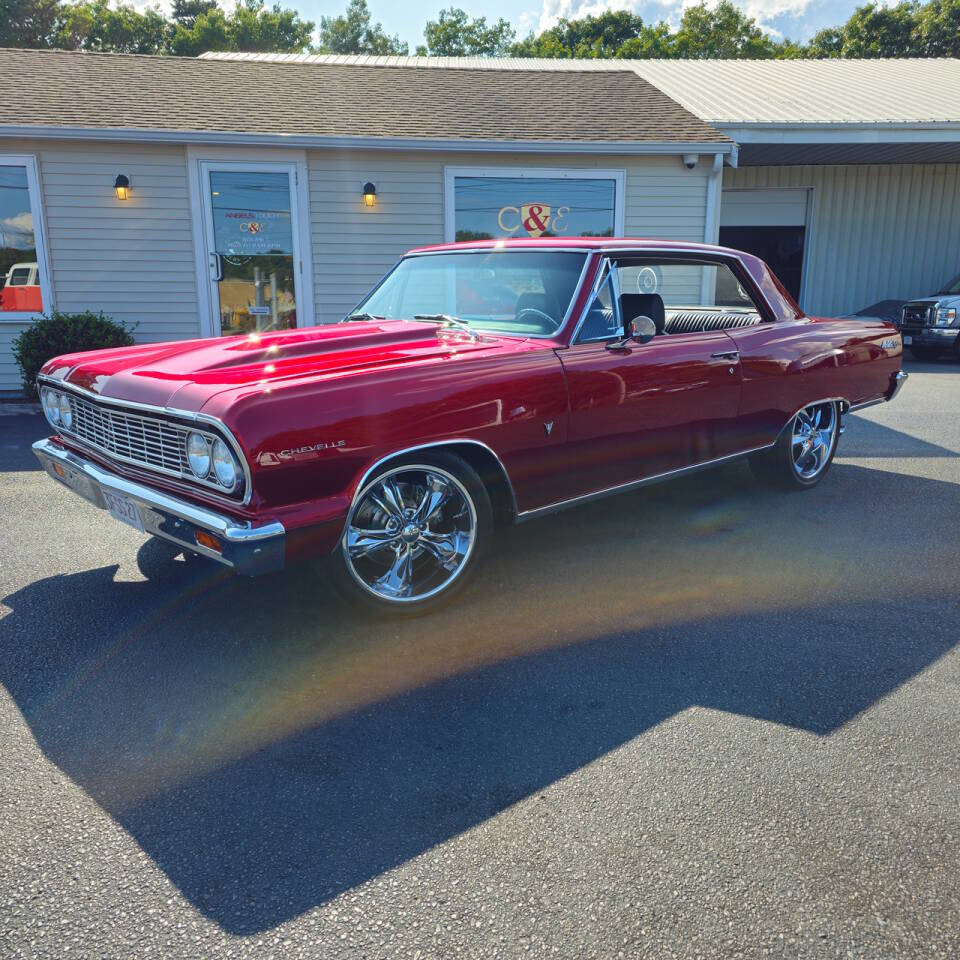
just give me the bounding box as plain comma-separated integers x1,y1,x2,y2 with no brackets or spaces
881,338,900,350
257,440,346,466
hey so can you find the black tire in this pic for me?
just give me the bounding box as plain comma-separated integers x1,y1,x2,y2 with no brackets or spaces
329,452,494,615
910,346,942,362
749,400,840,491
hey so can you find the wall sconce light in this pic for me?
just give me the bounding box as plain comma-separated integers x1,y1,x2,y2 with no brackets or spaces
362,181,377,207
114,174,131,200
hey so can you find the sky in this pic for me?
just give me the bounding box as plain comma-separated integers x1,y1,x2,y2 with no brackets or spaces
305,0,876,50
131,0,885,50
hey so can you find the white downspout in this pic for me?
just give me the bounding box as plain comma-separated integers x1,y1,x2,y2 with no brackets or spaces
700,152,725,304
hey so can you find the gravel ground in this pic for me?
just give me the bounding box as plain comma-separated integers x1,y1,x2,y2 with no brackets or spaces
1,357,958,959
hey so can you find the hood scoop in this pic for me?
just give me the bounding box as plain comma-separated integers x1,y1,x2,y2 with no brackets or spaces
198,322,440,371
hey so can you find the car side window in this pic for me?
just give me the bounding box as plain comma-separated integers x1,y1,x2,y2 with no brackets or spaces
575,268,622,344
615,259,765,337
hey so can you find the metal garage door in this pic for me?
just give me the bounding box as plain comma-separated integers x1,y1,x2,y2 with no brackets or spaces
719,188,811,304
720,188,810,228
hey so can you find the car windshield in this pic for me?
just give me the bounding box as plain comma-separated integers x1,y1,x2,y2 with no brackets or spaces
938,271,960,294
354,250,588,338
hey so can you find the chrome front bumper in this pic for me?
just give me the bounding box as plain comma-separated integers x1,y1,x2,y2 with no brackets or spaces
33,438,285,576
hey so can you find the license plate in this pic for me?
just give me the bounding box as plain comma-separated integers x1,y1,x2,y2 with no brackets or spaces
903,335,912,344
103,489,144,532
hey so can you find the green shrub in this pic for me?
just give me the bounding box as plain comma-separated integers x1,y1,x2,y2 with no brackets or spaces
12,310,136,399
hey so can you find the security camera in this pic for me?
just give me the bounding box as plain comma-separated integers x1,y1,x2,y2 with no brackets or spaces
682,153,698,170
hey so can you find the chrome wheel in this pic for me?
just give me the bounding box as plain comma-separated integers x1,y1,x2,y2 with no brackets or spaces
342,464,477,604
791,402,837,480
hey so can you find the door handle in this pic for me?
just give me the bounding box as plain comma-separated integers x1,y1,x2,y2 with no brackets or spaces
209,253,223,282
712,350,740,361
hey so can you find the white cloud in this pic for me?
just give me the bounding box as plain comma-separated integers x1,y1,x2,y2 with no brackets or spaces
538,0,636,33
0,211,34,247
537,0,821,37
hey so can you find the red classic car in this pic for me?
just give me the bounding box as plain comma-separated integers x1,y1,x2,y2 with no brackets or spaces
33,239,907,612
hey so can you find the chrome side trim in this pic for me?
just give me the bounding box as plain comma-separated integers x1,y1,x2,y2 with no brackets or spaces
517,442,776,522
519,396,854,522
33,438,285,575
346,438,519,525
36,375,254,507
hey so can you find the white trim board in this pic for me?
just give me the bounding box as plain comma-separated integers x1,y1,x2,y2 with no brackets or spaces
0,125,736,158
185,146,314,338
0,154,54,324
442,166,627,244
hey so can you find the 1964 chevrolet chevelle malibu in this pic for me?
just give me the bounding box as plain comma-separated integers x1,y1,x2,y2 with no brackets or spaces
34,238,906,612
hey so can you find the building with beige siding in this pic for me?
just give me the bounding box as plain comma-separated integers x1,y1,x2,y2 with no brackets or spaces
1,48,958,394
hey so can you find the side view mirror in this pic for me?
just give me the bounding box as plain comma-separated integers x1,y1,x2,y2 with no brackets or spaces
606,314,657,350
629,315,657,344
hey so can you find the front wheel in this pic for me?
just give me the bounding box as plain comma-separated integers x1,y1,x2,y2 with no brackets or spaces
330,453,493,614
749,400,840,490
910,345,942,362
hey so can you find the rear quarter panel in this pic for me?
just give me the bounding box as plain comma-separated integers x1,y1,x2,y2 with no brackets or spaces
726,315,902,449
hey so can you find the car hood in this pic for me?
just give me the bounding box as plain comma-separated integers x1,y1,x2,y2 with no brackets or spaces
41,321,528,413
907,294,960,308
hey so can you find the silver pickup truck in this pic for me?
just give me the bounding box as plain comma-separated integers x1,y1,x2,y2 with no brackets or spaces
898,272,960,361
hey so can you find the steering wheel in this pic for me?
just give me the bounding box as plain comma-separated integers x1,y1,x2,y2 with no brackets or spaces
515,307,556,332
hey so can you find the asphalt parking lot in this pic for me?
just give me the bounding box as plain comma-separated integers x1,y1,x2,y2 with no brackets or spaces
1,357,959,959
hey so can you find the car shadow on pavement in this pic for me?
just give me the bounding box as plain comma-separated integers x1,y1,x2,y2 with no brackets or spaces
1,461,958,934
0,411,46,472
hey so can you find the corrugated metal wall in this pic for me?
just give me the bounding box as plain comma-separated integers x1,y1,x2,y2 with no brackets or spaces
307,150,710,324
723,163,960,316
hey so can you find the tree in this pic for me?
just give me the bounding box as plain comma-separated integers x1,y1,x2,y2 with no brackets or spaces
317,0,408,55
55,0,170,54
418,7,515,56
0,0,60,48
673,0,779,58
804,1,927,58
171,0,218,28
915,0,960,56
512,10,660,58
168,0,313,56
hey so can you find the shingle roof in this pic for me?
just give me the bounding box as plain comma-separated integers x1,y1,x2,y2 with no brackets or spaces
204,52,960,126
0,48,730,146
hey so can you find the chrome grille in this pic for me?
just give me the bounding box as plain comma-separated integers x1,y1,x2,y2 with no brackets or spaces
901,304,932,334
68,394,188,474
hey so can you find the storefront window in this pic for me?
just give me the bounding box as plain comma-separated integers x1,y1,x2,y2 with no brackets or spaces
0,163,44,314
453,175,617,242
209,170,297,334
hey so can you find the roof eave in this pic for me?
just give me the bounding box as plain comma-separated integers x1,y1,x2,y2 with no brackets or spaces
718,121,960,144
0,123,734,155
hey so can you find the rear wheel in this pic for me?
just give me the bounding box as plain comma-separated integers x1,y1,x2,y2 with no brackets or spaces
910,345,942,362
330,453,493,614
749,400,840,490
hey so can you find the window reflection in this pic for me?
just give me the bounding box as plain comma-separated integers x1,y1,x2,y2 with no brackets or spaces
209,171,297,335
0,165,43,313
454,176,616,242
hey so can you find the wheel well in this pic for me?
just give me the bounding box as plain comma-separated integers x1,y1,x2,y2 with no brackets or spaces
369,441,517,528
444,442,517,527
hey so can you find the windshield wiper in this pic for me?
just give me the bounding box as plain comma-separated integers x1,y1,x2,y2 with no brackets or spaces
414,313,479,340
345,312,383,322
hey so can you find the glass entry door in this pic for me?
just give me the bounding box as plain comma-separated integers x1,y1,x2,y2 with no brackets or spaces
200,163,304,336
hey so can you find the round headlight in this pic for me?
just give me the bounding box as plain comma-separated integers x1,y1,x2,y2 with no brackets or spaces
57,392,72,430
186,432,211,479
41,388,61,426
212,438,239,491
